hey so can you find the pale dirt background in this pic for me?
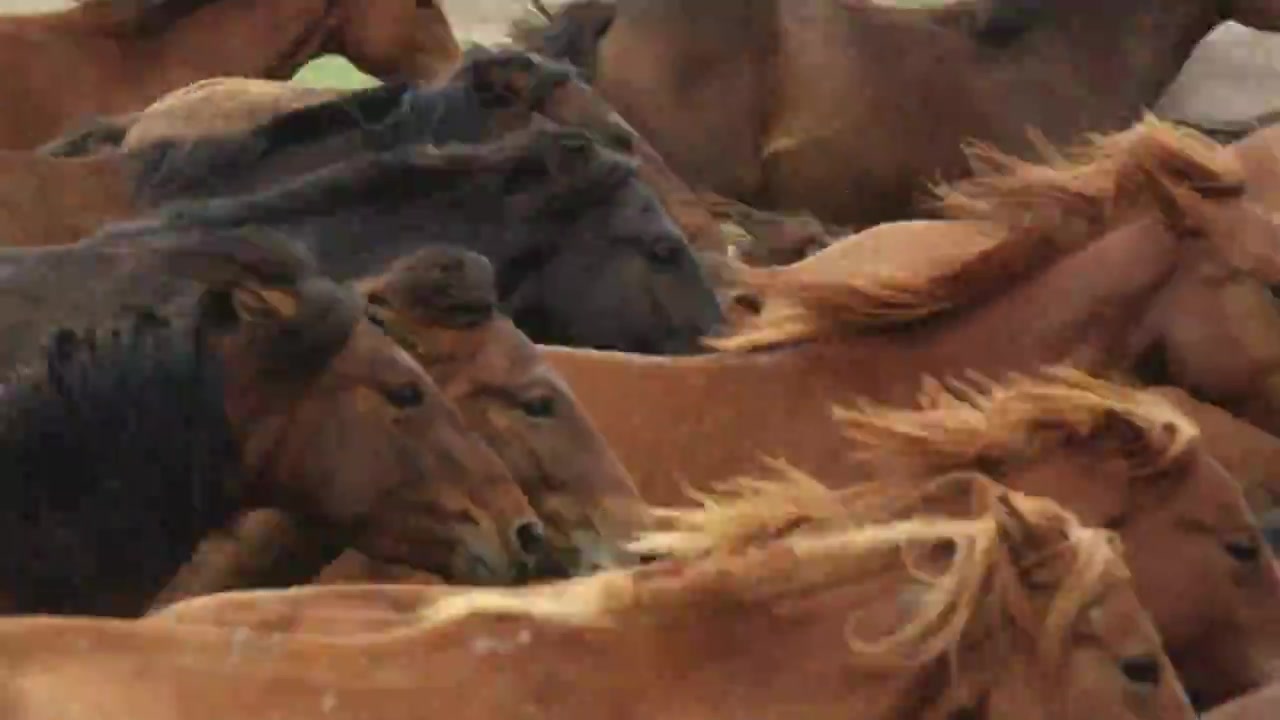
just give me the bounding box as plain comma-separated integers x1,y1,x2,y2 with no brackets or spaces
4,0,1280,126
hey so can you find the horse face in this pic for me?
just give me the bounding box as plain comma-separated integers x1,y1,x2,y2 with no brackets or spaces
213,280,545,586
509,179,724,354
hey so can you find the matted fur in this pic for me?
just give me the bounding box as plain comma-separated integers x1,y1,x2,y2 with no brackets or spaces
417,470,1123,673
838,366,1199,479
711,115,1245,352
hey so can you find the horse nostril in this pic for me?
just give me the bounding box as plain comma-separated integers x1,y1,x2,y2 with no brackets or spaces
514,520,546,556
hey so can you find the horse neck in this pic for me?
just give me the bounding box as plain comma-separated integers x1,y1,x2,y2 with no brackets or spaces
0,151,137,247
995,0,1219,128
75,0,335,102
540,344,856,506
891,218,1183,382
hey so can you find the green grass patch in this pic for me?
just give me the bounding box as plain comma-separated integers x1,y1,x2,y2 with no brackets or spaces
290,55,381,90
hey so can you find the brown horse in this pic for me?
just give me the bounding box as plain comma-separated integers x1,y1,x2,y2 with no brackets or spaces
544,118,1280,492
827,369,1280,709
514,0,1280,226
0,231,550,617
150,246,653,608
0,481,1197,720
0,150,137,247
543,122,1280,698
0,0,461,149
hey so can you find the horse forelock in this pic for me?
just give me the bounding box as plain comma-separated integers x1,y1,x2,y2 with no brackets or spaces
711,116,1244,353
837,366,1200,484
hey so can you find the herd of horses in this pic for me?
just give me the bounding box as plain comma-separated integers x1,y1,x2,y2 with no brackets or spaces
7,0,1280,718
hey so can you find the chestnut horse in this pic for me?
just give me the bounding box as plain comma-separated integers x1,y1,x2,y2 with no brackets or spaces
544,118,1280,492
0,482,1196,720
151,366,1280,710
150,246,653,609
514,0,1280,226
0,0,461,149
542,120,1280,704
0,231,551,617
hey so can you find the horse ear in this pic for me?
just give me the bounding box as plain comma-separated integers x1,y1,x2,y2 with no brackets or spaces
230,285,302,323
1138,164,1207,234
994,491,1064,574
464,49,539,106
157,229,316,292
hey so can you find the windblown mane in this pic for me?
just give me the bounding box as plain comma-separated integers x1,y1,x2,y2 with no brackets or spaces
75,0,227,36
836,366,1199,480
417,468,1120,675
0,311,241,614
712,116,1244,352
115,126,638,235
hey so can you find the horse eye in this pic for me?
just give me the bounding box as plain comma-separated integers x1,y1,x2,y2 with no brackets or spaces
1224,539,1262,564
1118,655,1162,687
1269,284,1280,303
519,395,556,418
382,383,425,409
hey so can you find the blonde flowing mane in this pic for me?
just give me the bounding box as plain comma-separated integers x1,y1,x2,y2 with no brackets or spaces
839,366,1199,478
712,115,1245,351
416,371,1160,674
418,471,1122,673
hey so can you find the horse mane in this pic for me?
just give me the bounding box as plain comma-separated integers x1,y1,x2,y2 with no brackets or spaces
121,126,639,233
131,81,421,203
74,0,226,36
837,366,1199,481
417,467,1120,674
0,311,241,613
711,115,1245,352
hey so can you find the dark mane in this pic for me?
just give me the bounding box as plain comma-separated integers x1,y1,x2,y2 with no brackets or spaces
126,126,640,233
75,0,228,36
0,311,241,615
131,80,428,202
128,49,589,205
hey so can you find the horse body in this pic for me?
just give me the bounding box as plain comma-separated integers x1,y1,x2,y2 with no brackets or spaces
562,0,1280,225
0,481,1197,720
0,0,461,149
0,150,135,247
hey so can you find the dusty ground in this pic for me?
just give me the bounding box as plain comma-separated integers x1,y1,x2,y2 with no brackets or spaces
1,0,547,43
